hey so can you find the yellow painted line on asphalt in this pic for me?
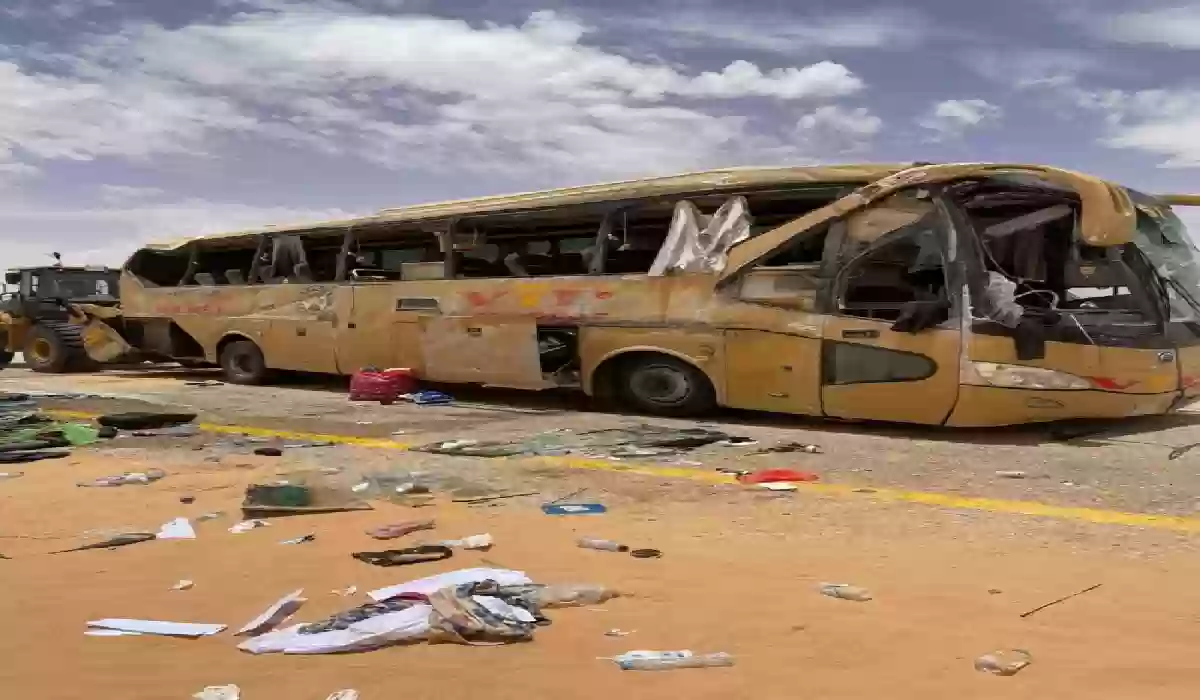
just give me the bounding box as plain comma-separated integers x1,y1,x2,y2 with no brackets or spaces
46,409,1200,533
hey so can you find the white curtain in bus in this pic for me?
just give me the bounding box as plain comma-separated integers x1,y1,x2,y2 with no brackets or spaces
649,196,752,276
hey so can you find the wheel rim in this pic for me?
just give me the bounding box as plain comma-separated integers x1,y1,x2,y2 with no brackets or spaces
30,338,53,363
630,363,692,406
231,352,255,375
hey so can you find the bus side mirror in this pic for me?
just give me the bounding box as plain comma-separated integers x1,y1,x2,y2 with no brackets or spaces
4,272,20,285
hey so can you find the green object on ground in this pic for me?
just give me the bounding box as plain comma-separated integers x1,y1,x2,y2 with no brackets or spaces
60,423,100,446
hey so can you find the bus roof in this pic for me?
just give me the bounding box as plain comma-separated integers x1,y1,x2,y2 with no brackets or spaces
142,163,914,251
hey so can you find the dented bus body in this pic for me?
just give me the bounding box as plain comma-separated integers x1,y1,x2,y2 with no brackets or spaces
92,163,1200,427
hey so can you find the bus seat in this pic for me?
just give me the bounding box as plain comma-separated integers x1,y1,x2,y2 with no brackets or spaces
291,263,314,283
194,272,217,286
225,269,246,285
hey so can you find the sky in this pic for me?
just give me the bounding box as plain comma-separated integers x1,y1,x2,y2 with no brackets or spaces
1,0,1199,268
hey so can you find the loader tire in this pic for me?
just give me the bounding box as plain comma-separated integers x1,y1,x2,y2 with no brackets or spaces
24,322,93,373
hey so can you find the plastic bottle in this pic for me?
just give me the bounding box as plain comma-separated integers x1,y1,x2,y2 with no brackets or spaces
578,537,629,552
535,583,620,607
819,583,873,601
615,651,735,671
974,649,1032,676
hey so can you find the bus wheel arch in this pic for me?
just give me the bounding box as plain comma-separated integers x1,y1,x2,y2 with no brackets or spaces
590,349,717,417
216,334,269,385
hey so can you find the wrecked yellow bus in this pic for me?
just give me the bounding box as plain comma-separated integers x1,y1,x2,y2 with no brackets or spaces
96,162,1200,427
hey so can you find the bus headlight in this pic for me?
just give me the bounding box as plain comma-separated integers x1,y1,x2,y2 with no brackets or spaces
968,362,1093,390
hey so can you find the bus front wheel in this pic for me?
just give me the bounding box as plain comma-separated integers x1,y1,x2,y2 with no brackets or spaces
618,354,715,417
219,340,268,385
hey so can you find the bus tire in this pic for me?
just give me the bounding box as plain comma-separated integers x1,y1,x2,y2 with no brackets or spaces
219,339,268,385
617,354,716,417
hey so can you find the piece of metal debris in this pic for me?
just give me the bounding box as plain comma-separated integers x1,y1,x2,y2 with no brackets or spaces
1019,583,1102,618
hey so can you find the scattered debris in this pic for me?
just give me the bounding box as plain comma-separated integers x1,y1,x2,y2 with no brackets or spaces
333,585,358,596
436,533,494,551
241,483,371,518
179,495,196,504
87,619,226,638
606,629,633,637
753,441,822,455
326,692,358,700
196,512,225,522
131,425,200,438
543,503,607,515
1020,583,1102,618
353,545,454,567
758,482,798,492
96,412,197,431
578,538,628,552
629,548,663,559
453,491,539,504
78,468,167,487
1168,442,1200,461
367,567,531,602
719,436,758,446
546,487,588,505
156,517,196,540
229,520,270,534
738,469,820,485
420,424,737,460
613,650,735,671
243,568,536,654
172,580,195,591
280,534,315,545
988,588,1003,595
254,447,283,457
974,649,1032,676
819,583,873,602
184,380,224,387
236,589,307,637
406,390,453,406
50,532,156,554
995,470,1028,479
367,519,436,540
193,685,240,700
0,471,24,480
0,449,69,464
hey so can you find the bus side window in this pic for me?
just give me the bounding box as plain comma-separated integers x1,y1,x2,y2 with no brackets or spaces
834,195,947,323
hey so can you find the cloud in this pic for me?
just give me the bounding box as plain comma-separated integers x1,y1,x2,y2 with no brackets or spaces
795,105,882,152
0,198,357,268
98,184,167,204
0,6,866,180
1089,5,1200,49
1078,88,1200,167
966,48,1104,89
917,99,1002,139
619,6,930,55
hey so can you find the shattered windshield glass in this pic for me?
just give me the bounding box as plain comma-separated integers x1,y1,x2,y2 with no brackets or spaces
1128,190,1200,321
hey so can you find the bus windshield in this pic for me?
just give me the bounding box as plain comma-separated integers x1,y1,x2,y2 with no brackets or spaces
1129,190,1200,320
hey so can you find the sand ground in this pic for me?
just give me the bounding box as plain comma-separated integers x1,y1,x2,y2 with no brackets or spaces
1,369,1199,698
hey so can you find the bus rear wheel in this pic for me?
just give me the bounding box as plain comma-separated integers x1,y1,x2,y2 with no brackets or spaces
219,339,268,385
618,354,715,417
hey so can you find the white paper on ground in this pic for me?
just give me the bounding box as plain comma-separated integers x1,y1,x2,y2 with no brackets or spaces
475,595,536,623
238,604,433,655
85,628,143,637
437,533,493,551
326,691,359,700
367,567,531,602
236,589,306,637
758,482,798,491
156,517,196,539
229,520,269,534
194,685,240,700
87,619,226,638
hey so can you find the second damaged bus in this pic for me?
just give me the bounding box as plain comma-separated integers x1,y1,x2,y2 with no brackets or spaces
94,162,1200,427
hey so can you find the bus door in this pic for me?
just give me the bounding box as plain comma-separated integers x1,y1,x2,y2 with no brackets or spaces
817,191,964,425
945,196,1179,427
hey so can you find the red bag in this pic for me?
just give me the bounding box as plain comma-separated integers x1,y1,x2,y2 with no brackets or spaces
738,468,820,484
349,368,416,404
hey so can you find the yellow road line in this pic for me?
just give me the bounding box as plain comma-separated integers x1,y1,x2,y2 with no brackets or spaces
46,409,1200,533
